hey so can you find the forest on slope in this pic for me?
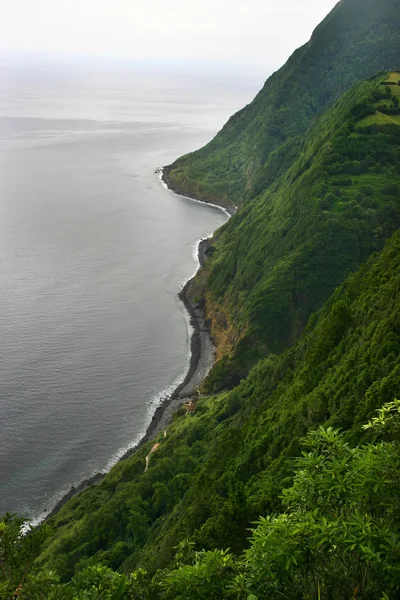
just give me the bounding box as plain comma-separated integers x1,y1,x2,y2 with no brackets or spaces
192,72,400,390
35,226,400,577
2,1,400,598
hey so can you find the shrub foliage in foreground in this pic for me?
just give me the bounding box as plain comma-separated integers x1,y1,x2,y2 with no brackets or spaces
1,401,400,599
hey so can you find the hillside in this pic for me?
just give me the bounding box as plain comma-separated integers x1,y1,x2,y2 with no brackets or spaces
164,0,400,208
183,72,400,390
27,225,400,599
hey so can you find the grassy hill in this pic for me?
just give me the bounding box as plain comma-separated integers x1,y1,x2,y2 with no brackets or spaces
164,0,400,208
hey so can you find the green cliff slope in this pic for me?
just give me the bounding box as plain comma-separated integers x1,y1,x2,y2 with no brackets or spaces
36,225,400,591
195,73,400,389
165,0,400,207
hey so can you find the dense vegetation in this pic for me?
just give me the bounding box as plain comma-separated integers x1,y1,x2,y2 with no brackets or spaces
2,1,400,598
165,0,400,206
195,72,400,388
36,226,400,572
3,402,400,598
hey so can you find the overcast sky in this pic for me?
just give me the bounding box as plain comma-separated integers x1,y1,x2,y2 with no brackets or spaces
1,0,340,69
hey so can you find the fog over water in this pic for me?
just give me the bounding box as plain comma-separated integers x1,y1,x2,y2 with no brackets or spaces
0,59,261,520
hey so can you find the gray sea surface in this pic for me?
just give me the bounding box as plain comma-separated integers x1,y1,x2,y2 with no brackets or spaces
0,57,262,522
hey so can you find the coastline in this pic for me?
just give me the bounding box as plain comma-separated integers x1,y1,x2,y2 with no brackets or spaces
161,164,237,217
43,168,230,524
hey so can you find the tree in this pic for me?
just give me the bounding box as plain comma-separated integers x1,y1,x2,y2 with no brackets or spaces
243,402,400,599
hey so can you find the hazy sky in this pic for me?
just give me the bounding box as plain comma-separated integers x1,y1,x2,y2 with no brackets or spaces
2,0,340,68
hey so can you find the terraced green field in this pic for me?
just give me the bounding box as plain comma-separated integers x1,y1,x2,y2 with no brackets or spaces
386,70,400,84
359,111,400,126
358,72,400,126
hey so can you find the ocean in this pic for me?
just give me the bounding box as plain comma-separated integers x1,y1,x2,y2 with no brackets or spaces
0,57,262,522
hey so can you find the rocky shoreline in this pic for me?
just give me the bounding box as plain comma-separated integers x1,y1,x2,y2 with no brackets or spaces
43,170,229,524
